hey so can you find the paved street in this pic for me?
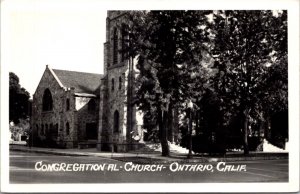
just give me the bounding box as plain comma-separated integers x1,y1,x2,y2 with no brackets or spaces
10,151,288,183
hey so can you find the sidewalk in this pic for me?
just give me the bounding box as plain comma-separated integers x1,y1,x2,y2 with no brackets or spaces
9,144,288,164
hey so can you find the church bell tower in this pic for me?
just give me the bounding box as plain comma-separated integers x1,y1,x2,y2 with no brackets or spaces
98,11,139,152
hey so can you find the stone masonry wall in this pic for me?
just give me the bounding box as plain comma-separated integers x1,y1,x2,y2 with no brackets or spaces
76,96,99,141
97,77,109,151
32,66,77,148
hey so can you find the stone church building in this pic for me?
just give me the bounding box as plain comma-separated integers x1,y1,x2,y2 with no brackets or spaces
31,66,102,148
32,11,177,151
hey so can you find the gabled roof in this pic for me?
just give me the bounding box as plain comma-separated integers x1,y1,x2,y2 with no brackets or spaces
50,67,103,95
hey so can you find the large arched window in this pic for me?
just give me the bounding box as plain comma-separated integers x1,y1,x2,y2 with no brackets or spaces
113,110,120,133
121,24,127,62
42,88,53,111
113,28,118,64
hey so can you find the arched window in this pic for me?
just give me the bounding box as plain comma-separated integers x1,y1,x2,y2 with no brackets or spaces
119,76,122,90
113,110,120,133
88,99,96,111
66,98,70,111
66,122,70,135
113,28,118,64
111,78,114,91
42,89,53,111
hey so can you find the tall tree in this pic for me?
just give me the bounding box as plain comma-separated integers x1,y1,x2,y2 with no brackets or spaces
211,10,287,154
9,72,30,124
126,11,212,156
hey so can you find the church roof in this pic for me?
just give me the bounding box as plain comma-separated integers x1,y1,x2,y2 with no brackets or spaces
52,68,103,95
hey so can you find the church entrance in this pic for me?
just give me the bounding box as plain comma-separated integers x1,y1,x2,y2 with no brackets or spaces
86,123,97,140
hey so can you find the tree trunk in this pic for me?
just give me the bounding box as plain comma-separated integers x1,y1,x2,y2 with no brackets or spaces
243,108,250,155
167,108,174,143
195,110,199,135
187,108,193,159
265,116,271,140
258,112,265,142
158,108,170,157
173,107,179,144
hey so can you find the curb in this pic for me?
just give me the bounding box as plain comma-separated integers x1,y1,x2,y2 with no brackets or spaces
10,147,288,164
207,155,288,162
10,147,90,157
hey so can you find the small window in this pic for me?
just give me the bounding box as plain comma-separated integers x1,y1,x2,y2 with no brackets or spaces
119,76,122,90
52,123,58,137
66,122,70,135
45,124,48,134
58,123,62,131
49,123,53,137
88,99,96,111
111,78,115,91
36,124,39,134
113,110,120,133
41,124,44,135
66,98,70,111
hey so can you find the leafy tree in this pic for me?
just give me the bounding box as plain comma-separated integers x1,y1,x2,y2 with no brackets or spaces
125,11,212,156
210,11,287,154
9,72,30,124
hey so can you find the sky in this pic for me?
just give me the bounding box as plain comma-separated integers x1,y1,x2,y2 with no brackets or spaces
2,0,107,97
1,0,298,99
